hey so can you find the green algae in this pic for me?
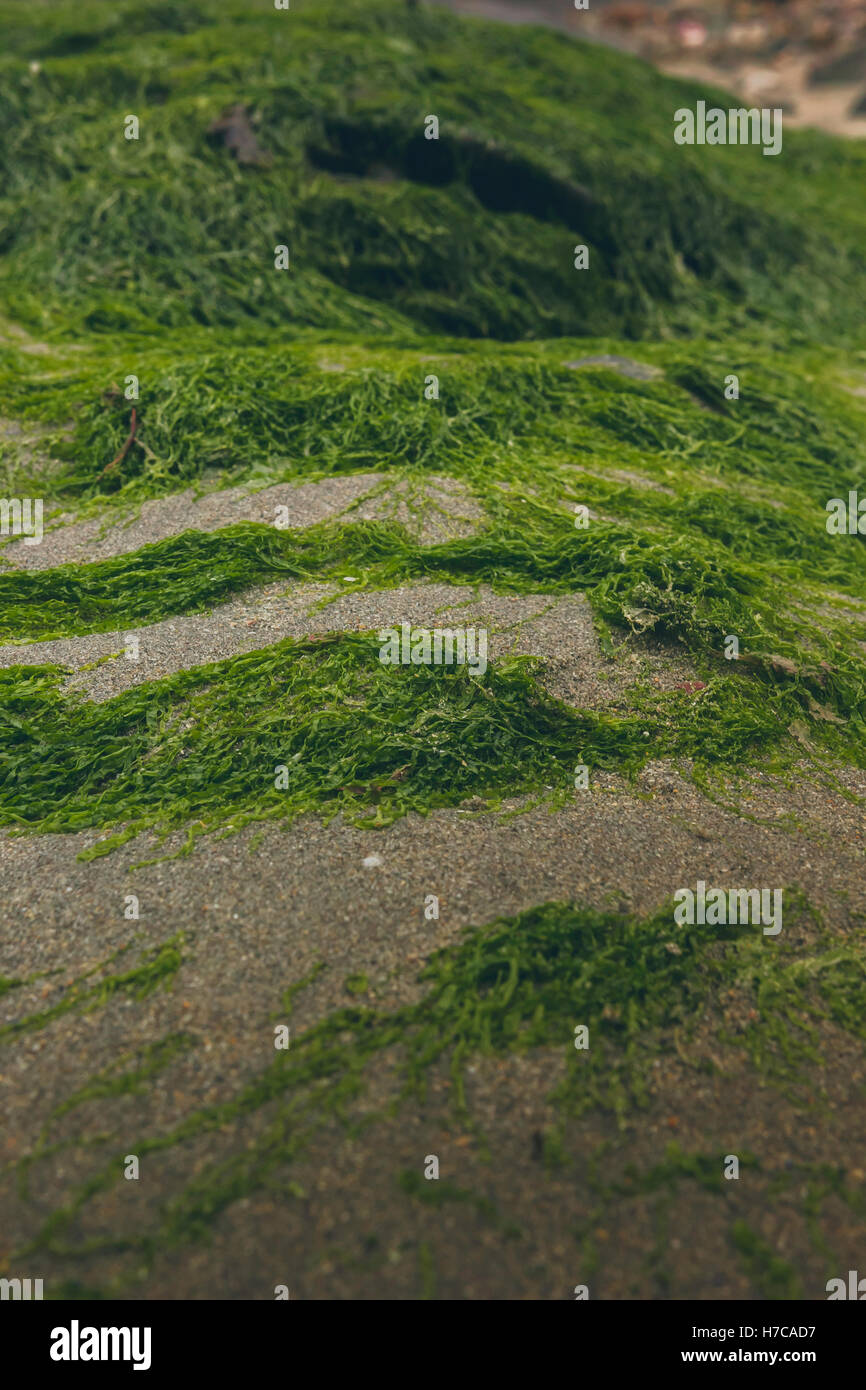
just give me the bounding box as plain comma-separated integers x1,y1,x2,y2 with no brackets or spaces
14,1032,197,1202
570,1141,866,1298
0,629,859,859
1,0,865,1306
2,339,864,817
0,0,863,837
0,637,639,850
1,1,864,348
417,1240,436,1301
1,336,859,504
12,893,866,1291
0,934,184,1044
731,1222,802,1300
397,1170,510,1230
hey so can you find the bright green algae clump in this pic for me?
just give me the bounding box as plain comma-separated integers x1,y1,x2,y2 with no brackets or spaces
0,636,679,851
0,629,861,856
0,0,865,831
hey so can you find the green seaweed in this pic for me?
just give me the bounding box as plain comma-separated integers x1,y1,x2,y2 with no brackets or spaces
14,1032,197,1200
13,893,866,1290
0,935,184,1044
1,630,855,858
2,1,864,348
2,0,866,1304
731,1221,802,1300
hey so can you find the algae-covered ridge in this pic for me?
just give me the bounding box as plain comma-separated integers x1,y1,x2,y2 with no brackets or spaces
0,3,865,830
2,0,866,346
4,342,866,832
2,335,866,829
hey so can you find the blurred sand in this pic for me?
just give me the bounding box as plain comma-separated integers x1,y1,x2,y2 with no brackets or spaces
441,0,866,137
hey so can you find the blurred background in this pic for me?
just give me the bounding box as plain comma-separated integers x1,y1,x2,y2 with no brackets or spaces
443,0,866,135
